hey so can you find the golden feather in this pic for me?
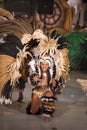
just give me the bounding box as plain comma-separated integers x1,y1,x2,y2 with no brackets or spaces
0,54,15,95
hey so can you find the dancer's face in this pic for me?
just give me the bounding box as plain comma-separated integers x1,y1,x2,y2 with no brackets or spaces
40,61,49,72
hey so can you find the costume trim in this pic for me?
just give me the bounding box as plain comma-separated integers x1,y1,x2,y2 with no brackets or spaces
41,96,57,117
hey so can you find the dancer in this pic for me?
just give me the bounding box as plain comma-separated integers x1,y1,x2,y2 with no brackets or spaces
26,56,63,121
26,29,70,121
67,0,86,29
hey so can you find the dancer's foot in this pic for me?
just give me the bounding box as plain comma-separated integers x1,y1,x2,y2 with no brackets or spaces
26,102,42,115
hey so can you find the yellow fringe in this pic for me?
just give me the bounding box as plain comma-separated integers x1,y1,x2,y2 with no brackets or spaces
0,55,15,95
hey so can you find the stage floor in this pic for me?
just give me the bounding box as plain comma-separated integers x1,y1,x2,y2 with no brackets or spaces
0,70,87,130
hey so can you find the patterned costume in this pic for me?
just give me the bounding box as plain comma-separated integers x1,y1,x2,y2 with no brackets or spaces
26,29,70,118
26,56,63,117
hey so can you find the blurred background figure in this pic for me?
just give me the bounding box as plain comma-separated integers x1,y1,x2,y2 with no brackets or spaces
67,0,87,29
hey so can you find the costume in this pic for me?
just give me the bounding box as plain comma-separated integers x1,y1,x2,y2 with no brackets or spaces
0,34,30,104
26,29,70,118
26,56,63,117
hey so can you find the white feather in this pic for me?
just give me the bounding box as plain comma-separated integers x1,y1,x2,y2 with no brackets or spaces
21,33,32,45
7,45,32,87
32,29,48,41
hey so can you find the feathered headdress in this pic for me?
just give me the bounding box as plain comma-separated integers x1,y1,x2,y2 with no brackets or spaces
29,29,70,82
0,29,70,104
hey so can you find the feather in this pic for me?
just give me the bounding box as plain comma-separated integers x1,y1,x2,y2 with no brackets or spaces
32,31,69,82
7,44,32,87
0,8,14,21
0,34,23,58
77,79,87,94
0,18,33,39
0,29,70,103
0,33,33,101
0,55,15,96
